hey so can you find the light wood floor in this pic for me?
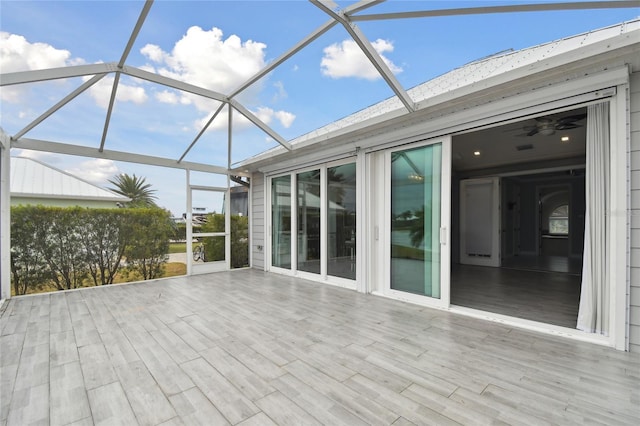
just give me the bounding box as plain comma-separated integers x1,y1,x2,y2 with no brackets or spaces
1,269,639,426
451,264,581,328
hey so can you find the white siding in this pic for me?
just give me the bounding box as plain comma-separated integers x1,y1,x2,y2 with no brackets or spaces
251,172,265,270
629,71,640,352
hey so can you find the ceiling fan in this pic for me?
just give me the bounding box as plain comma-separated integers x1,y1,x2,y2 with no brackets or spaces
517,113,586,137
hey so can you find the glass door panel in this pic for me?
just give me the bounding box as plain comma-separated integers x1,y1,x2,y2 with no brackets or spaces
390,144,442,298
272,175,291,269
297,170,321,274
327,162,356,279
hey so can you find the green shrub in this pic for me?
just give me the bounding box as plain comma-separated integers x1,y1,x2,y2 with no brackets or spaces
9,205,174,294
201,213,249,268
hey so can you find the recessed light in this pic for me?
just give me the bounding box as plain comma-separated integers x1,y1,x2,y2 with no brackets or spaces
561,136,570,142
473,151,481,156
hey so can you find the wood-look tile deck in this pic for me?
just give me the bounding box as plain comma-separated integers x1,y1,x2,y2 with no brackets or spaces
1,269,639,425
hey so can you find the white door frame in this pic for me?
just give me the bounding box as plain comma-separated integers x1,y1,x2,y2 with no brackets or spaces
186,172,230,275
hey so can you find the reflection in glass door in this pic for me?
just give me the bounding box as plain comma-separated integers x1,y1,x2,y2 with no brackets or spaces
272,175,291,269
390,144,442,298
297,170,321,274
327,162,356,280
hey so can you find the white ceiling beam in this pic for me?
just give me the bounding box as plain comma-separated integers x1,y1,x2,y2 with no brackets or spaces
0,63,117,86
228,0,384,99
13,74,108,140
311,0,415,112
118,0,154,68
0,128,10,149
99,73,121,152
228,19,338,99
12,138,241,175
229,100,292,150
122,66,227,102
351,1,640,21
343,0,386,15
228,105,233,169
178,102,226,163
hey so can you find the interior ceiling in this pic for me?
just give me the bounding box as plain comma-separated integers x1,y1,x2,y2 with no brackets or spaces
452,107,587,172
0,1,636,174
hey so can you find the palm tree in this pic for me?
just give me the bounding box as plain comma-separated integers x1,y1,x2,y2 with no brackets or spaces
108,173,158,208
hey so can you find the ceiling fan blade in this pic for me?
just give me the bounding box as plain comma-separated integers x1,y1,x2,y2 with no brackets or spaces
527,127,539,136
556,123,581,130
557,114,587,125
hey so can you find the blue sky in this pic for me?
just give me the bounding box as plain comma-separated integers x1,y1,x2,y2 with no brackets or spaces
1,1,638,216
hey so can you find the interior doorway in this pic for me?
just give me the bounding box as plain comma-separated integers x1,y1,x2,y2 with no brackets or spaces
450,107,587,328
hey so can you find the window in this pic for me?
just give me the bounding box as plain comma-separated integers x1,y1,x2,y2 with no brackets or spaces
549,205,569,235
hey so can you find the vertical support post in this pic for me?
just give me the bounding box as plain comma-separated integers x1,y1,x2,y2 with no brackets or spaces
610,85,630,351
356,148,366,293
0,131,11,300
186,169,193,276
226,107,232,270
320,166,327,278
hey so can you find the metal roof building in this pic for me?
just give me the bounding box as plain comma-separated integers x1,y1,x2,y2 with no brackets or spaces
10,157,129,208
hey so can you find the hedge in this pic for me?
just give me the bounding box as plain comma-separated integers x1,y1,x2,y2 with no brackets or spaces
200,213,249,268
10,205,174,295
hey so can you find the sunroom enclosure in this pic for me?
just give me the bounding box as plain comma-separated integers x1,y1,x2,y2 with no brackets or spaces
1,1,639,353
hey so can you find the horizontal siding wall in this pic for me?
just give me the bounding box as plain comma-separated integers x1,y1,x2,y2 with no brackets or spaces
630,71,640,352
251,172,265,270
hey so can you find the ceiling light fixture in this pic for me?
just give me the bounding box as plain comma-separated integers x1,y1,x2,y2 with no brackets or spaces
473,151,481,156
561,136,570,142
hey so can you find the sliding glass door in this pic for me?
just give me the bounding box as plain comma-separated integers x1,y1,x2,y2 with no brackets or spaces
269,160,357,285
386,139,450,305
327,162,357,280
297,170,321,274
271,175,291,269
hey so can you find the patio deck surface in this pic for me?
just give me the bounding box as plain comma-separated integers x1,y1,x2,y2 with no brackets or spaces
1,269,639,426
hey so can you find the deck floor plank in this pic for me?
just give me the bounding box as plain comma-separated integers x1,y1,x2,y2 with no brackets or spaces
1,269,639,425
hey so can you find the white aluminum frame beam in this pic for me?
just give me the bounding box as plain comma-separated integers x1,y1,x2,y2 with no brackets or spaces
311,0,416,113
229,0,383,99
99,73,121,152
13,74,108,140
0,63,118,86
179,102,226,163
100,0,154,152
11,138,245,176
0,129,10,300
351,1,640,21
119,0,154,68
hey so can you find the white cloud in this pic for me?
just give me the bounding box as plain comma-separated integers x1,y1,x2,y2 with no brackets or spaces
141,26,267,111
140,26,295,130
274,110,296,128
321,38,402,80
65,158,120,185
272,81,287,102
156,90,179,104
13,149,63,164
86,75,148,109
0,32,85,102
193,105,295,132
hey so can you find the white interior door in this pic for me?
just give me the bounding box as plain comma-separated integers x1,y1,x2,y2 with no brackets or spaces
460,177,501,267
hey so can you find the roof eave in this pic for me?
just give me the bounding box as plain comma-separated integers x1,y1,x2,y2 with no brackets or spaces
234,28,639,173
